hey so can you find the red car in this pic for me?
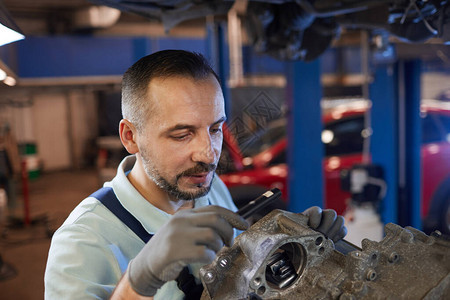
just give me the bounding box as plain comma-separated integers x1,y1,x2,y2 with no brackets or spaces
219,99,450,234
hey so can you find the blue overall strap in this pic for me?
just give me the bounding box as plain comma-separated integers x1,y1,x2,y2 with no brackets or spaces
89,186,204,300
90,187,153,243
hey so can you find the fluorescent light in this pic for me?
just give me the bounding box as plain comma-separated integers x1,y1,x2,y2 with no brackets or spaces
3,76,16,86
0,61,18,86
0,1,25,46
0,23,24,46
0,68,6,80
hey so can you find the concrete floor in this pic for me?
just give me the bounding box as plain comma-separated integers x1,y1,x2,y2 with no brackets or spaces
0,169,99,300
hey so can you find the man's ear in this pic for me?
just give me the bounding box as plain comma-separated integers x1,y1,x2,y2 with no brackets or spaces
119,119,139,154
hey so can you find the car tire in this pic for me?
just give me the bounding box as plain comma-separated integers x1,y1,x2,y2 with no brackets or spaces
423,178,450,236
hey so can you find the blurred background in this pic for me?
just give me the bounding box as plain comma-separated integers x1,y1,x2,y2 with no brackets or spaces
0,0,449,299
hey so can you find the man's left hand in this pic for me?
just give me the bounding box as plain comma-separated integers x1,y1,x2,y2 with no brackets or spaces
302,206,347,242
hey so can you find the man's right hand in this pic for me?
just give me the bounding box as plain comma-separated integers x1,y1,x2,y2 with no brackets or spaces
127,205,249,297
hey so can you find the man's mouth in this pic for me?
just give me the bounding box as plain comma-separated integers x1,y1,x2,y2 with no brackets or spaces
184,172,211,185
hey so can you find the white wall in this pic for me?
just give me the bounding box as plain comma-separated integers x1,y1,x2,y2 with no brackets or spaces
68,90,98,169
32,92,72,170
0,89,99,171
422,72,450,99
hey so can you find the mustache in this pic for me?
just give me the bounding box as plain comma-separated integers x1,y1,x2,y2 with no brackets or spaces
177,163,217,178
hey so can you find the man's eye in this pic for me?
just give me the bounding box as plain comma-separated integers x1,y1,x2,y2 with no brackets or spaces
172,134,189,141
211,128,222,134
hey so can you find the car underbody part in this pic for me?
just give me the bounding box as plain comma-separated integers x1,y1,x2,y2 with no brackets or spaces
92,0,450,61
199,209,450,299
245,0,450,61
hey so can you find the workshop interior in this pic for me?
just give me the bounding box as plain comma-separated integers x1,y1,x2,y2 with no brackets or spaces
0,0,449,299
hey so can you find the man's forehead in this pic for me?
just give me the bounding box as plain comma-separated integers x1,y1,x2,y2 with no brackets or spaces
150,75,221,102
145,75,224,126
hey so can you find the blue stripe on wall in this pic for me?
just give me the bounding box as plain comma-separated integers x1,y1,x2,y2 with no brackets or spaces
15,36,209,78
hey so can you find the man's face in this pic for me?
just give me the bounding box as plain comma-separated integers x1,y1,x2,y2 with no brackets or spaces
137,75,225,200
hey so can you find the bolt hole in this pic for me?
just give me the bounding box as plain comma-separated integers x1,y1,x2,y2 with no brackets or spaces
265,243,304,290
371,253,377,260
253,277,261,286
315,236,323,246
257,286,266,295
318,247,325,255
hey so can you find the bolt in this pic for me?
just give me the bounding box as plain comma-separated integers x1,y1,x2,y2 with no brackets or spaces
388,252,399,264
219,257,229,268
431,230,442,238
366,268,377,281
204,271,216,283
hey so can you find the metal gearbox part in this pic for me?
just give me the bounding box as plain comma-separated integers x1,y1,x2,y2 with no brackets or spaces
200,209,450,299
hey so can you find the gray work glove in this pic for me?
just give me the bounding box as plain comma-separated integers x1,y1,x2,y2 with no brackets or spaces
302,206,347,242
127,205,249,296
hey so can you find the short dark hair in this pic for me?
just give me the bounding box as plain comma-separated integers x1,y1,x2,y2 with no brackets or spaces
121,50,220,131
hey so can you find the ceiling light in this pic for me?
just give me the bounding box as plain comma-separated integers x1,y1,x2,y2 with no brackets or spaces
3,75,16,86
0,60,18,86
0,2,25,46
0,23,24,46
0,68,6,80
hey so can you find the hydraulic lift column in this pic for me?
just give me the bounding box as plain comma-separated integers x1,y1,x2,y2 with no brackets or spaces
287,59,324,212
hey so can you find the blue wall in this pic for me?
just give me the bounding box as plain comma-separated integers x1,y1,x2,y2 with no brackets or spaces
3,35,368,79
17,36,134,77
3,35,445,81
12,35,209,78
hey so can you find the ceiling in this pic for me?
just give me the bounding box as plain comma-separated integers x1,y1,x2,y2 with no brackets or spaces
4,0,95,34
2,0,207,37
2,0,450,62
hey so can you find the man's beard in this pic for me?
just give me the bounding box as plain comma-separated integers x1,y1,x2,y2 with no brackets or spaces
140,152,217,200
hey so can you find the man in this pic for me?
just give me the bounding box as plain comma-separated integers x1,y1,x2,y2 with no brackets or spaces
45,50,346,299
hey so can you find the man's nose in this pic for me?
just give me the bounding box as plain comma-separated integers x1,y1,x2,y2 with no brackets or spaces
192,133,216,165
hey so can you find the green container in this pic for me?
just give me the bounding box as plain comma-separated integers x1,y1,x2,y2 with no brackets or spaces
19,143,41,179
19,143,37,156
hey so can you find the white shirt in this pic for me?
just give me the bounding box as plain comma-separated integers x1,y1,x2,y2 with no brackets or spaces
44,155,238,299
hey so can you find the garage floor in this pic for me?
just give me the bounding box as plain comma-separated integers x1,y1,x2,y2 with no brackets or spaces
0,169,99,300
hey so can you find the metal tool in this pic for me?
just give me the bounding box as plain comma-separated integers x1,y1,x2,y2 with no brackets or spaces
236,188,282,219
235,187,361,255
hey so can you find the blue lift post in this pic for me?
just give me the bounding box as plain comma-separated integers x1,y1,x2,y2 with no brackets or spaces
370,60,422,228
206,20,230,118
400,60,422,229
287,59,324,212
369,65,399,225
